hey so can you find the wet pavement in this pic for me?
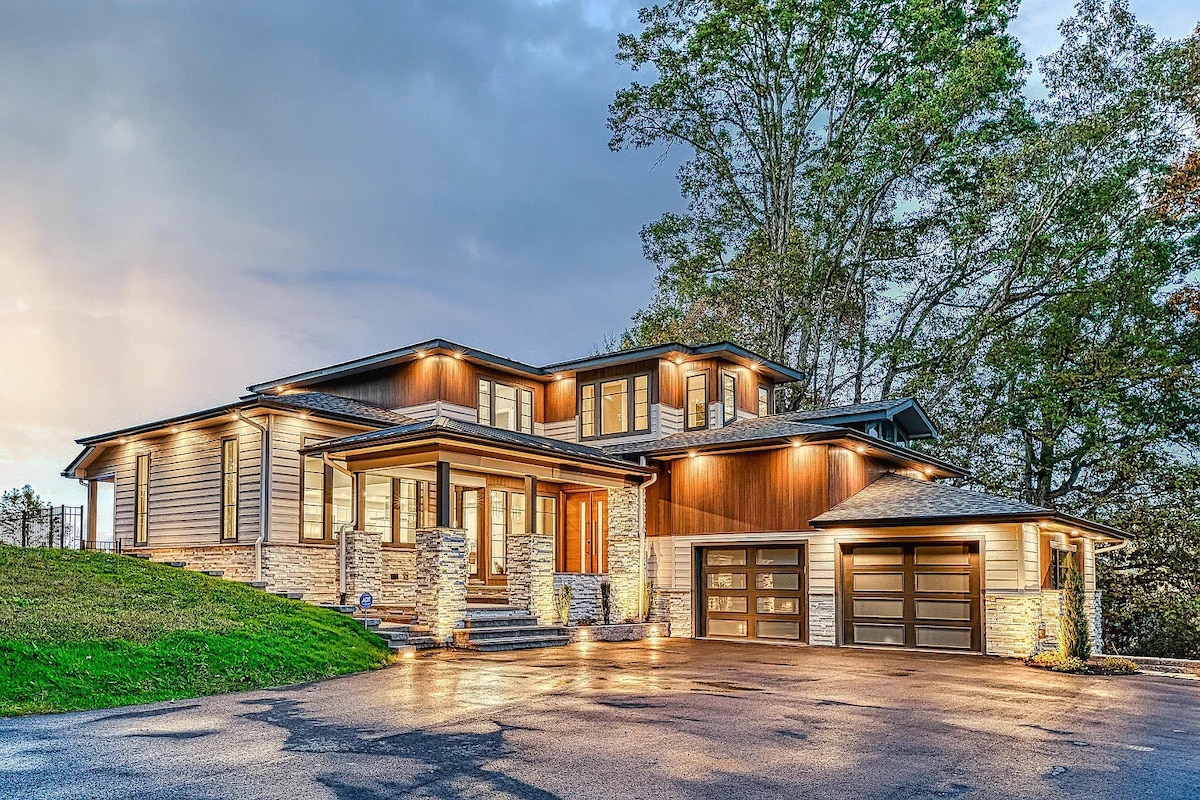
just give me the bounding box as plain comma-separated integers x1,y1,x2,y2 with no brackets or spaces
1,639,1197,799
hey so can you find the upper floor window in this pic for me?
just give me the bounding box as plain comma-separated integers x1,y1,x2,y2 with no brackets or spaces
758,384,770,416
220,437,238,541
579,374,650,439
685,372,708,430
721,372,737,425
478,379,533,434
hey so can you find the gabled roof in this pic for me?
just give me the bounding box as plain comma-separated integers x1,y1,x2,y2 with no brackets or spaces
785,397,937,439
601,415,966,478
247,338,804,394
810,473,1126,540
301,416,651,474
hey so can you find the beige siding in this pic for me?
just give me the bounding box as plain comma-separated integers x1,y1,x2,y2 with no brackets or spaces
83,418,263,548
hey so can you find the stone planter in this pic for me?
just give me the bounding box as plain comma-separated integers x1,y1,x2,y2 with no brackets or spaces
566,622,668,643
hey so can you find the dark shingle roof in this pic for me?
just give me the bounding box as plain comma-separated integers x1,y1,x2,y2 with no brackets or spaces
783,399,912,421
263,392,416,427
811,473,1048,525
303,416,648,472
601,416,843,455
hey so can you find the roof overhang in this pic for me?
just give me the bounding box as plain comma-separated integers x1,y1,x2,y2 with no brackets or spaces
809,511,1127,542
542,341,804,384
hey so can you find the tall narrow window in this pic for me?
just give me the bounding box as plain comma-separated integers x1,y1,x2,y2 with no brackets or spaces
600,379,629,435
134,453,149,545
220,438,238,541
478,379,533,434
633,375,650,432
489,489,507,575
519,388,533,433
537,495,557,540
302,446,325,540
396,478,418,545
758,384,770,416
722,372,737,425
686,373,708,430
363,474,392,543
510,491,526,536
332,470,353,536
581,384,596,437
477,379,491,426
494,383,518,430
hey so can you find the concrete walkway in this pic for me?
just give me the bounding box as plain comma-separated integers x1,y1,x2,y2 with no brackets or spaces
2,640,1196,799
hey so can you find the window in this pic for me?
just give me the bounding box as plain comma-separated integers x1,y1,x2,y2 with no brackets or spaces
332,470,353,535
685,372,708,430
396,478,418,545
220,438,238,541
489,489,507,575
537,495,557,538
1047,546,1076,590
722,372,737,425
579,374,651,439
363,474,392,542
478,379,533,434
134,453,149,545
302,445,325,541
758,384,770,416
510,491,526,535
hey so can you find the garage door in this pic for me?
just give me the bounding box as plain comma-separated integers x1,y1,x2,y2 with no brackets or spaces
700,545,806,642
841,542,980,651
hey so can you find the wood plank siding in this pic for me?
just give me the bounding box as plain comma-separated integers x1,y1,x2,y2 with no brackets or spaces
658,358,766,414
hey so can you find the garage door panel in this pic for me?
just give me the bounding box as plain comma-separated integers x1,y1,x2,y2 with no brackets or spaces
843,542,980,652
701,545,806,643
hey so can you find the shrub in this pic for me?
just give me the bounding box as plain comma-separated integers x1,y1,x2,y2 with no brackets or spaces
1029,651,1089,673
1098,656,1140,675
641,579,654,623
553,584,573,626
1059,555,1091,660
599,580,614,625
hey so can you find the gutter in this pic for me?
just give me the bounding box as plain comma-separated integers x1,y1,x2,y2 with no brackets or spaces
235,410,272,545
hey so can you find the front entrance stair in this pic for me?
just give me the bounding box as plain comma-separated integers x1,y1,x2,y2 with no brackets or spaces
316,604,439,654
466,583,510,605
454,608,568,652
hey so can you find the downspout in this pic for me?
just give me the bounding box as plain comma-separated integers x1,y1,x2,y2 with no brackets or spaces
235,410,272,582
637,457,659,621
322,454,357,605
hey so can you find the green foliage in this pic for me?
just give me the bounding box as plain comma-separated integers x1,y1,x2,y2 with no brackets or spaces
1058,555,1091,660
554,583,573,626
641,579,654,623
0,547,389,716
1098,656,1140,674
1028,650,1089,673
599,580,614,625
0,485,47,547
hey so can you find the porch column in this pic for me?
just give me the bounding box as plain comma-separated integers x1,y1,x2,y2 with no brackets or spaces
344,529,383,604
415,526,468,644
506,475,555,623
86,480,99,546
606,485,644,623
435,460,452,528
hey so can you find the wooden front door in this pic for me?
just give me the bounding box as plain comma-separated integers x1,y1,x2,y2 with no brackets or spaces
562,491,607,573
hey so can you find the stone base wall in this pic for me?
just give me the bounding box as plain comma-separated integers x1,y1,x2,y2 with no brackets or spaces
554,573,602,624
985,590,1103,658
566,622,668,643
141,545,258,582
380,548,417,606
649,588,692,638
344,530,382,603
808,593,837,646
508,532,556,624
140,543,339,604
605,486,644,623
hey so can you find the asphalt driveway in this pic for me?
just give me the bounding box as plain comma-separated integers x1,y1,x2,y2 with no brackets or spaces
2,640,1196,800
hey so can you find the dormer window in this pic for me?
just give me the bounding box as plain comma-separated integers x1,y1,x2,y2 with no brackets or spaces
685,372,708,430
478,379,532,434
579,374,650,439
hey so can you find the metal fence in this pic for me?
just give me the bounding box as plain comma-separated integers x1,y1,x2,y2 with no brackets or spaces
0,504,86,549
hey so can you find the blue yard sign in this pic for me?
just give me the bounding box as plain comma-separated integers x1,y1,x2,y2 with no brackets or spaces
359,592,373,610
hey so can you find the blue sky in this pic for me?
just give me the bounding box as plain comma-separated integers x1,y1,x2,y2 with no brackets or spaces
0,1,1196,505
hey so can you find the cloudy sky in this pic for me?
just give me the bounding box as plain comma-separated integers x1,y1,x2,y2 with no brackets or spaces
1,1,1195,506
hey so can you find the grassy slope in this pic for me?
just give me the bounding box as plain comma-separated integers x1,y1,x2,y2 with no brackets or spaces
0,546,390,716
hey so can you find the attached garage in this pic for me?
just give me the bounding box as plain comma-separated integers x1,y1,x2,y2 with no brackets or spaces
699,544,806,642
840,541,981,652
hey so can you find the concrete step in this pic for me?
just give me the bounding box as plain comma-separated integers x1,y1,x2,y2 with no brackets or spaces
200,569,225,577
272,590,304,601
375,626,416,641
458,634,569,652
127,553,152,560
243,581,268,589
358,618,381,628
463,614,540,629
455,625,566,642
165,561,187,568
319,604,356,614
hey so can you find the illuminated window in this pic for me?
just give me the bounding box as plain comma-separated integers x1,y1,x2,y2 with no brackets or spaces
581,384,596,437
396,478,418,545
722,372,737,425
685,373,707,430
579,374,650,439
220,438,238,541
302,443,325,541
332,470,353,535
758,384,770,416
134,453,149,545
478,379,533,434
363,474,392,543
600,379,628,435
489,489,507,575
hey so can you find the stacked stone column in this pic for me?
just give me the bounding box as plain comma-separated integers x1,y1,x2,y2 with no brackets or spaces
605,486,644,623
414,527,469,644
343,529,382,603
507,531,556,623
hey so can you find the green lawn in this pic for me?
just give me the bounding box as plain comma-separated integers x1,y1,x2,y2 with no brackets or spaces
0,546,391,716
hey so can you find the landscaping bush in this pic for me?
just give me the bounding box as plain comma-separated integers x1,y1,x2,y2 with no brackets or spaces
553,584,572,626
1028,651,1089,673
599,580,613,624
1059,556,1091,660
1098,656,1140,675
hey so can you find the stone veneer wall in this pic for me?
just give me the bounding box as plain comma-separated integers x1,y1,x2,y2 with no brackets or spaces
986,590,1103,658
380,548,417,607
141,545,258,582
648,588,692,638
808,593,837,646
605,486,644,623
414,527,468,643
507,532,555,624
344,530,382,603
141,543,339,604
553,574,602,624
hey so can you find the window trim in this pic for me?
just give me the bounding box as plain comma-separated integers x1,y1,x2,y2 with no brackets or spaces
220,436,238,542
477,378,534,434
685,371,709,431
577,372,652,441
134,452,150,546
721,371,737,426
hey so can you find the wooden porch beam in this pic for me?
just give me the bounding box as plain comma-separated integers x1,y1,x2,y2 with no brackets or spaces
435,460,452,528
525,474,536,535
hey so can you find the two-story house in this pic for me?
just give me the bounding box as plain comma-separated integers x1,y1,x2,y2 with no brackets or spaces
63,338,1125,657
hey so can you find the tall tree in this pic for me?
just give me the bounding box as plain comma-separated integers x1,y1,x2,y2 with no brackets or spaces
610,0,1026,406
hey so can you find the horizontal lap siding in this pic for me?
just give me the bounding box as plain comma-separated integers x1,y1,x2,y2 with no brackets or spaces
84,420,263,548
